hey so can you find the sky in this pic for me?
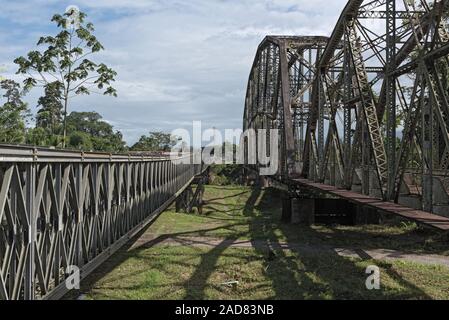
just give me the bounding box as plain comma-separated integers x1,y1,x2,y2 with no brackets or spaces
0,0,348,145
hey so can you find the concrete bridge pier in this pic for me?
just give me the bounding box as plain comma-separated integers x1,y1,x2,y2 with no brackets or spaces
282,195,381,226
281,195,293,223
282,195,314,225
353,205,381,225
292,198,315,225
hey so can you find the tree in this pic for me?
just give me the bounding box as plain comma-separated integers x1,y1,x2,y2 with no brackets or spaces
0,80,29,144
36,81,64,136
68,131,94,151
14,8,117,147
26,127,50,146
65,111,126,152
131,132,176,152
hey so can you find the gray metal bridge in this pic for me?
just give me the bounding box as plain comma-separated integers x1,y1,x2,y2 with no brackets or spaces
243,0,449,227
3,0,449,301
0,145,205,300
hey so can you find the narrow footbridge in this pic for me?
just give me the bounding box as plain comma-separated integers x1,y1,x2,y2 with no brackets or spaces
0,145,206,300
243,0,449,229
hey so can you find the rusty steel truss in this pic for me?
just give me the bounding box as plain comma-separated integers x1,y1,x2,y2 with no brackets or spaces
0,145,203,300
243,0,449,216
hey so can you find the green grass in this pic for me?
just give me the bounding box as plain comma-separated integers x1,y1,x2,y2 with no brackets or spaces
79,245,449,300
149,185,449,255
70,185,449,300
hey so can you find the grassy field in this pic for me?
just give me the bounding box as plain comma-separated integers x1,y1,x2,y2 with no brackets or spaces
70,185,449,300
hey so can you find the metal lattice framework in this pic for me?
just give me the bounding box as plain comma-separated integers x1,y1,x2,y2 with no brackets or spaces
0,145,203,300
244,0,449,216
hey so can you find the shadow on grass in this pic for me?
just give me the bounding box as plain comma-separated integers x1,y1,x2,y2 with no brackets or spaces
68,185,442,300
206,190,251,202
65,221,250,299
244,187,432,300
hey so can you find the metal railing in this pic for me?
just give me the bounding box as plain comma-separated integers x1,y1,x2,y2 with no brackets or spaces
0,145,203,300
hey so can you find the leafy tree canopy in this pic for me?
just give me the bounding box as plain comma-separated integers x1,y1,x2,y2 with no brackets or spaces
14,8,117,146
36,81,64,135
0,80,29,144
65,111,127,152
131,132,176,152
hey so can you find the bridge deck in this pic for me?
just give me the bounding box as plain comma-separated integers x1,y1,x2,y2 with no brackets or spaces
294,179,449,231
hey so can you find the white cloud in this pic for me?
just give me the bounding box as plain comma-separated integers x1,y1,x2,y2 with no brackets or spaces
115,80,193,103
76,0,156,9
0,0,348,144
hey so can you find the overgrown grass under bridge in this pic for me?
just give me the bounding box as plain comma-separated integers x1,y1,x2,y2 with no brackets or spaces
67,185,449,300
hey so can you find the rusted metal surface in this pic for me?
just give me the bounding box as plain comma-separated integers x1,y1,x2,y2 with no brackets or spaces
244,0,449,221
294,179,449,231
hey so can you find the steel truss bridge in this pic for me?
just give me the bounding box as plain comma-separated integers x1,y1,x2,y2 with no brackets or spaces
243,0,449,227
0,145,205,300
2,0,449,302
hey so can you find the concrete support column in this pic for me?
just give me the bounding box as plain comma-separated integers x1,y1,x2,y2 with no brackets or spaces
292,198,315,225
282,196,292,223
354,205,380,225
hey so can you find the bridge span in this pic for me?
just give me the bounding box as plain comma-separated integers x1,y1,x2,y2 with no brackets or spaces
2,0,449,301
0,145,206,300
243,1,449,229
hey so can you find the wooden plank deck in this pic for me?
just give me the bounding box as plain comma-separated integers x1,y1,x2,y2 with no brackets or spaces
293,179,449,231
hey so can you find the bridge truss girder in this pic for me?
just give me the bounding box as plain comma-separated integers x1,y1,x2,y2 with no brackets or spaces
0,145,203,300
243,36,330,178
243,0,449,215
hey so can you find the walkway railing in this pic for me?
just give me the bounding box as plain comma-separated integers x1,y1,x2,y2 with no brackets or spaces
0,145,203,300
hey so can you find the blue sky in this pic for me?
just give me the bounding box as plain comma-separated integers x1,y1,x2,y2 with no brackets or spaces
0,0,347,144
